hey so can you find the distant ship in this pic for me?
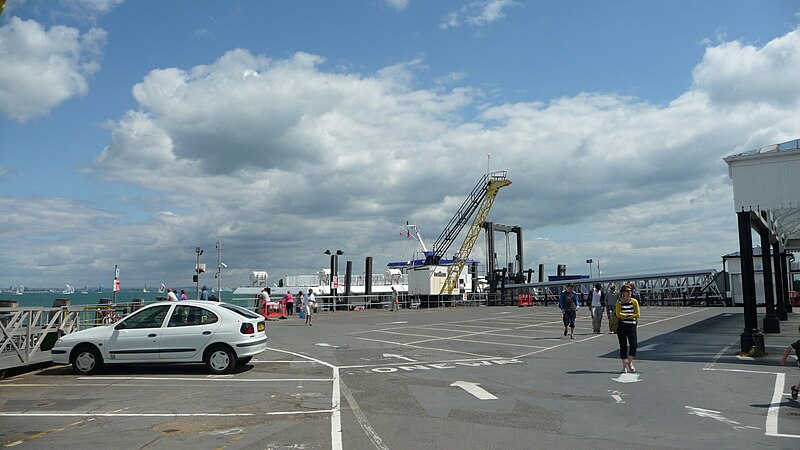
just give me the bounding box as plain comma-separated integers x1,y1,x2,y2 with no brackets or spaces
143,284,149,293
81,285,89,294
14,285,24,295
158,283,166,293
62,284,75,295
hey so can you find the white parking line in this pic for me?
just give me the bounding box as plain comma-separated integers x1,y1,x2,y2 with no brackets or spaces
354,336,497,359
80,376,332,382
265,347,344,450
0,410,334,418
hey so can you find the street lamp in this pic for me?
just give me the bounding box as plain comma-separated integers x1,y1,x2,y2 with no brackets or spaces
586,259,593,278
215,240,226,301
195,247,204,299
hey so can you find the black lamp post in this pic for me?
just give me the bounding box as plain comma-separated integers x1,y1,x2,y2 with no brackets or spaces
195,247,204,299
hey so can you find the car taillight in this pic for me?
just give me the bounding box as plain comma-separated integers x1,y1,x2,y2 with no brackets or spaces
240,323,255,334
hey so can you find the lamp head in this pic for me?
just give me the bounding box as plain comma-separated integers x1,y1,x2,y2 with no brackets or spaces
336,250,344,255
324,249,331,255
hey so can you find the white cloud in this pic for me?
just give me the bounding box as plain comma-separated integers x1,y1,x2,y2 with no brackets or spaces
0,17,106,122
384,0,409,12
692,28,800,107
58,0,125,22
440,0,518,30
5,26,800,287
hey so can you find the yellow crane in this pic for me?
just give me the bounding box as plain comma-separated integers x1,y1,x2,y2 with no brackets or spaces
439,172,511,294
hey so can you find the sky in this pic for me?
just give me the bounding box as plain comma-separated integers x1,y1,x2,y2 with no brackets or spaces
1,0,799,290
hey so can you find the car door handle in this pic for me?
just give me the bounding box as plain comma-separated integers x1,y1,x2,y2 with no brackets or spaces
148,333,157,338
202,331,211,335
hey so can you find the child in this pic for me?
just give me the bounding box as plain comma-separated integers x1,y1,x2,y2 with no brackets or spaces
779,326,800,400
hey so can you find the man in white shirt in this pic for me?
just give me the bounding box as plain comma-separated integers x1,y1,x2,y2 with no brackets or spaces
166,289,179,302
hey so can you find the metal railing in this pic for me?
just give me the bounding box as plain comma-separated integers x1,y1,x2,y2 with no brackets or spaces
0,307,80,372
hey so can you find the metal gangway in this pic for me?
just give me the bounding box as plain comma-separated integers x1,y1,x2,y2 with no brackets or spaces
504,268,728,307
0,306,82,373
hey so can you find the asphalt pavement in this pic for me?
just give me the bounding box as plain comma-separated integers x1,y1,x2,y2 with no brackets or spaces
1,305,799,449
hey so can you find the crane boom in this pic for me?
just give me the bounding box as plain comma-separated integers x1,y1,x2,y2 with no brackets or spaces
427,171,510,265
439,172,511,295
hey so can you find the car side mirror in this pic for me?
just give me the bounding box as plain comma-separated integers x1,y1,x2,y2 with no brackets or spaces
114,321,126,330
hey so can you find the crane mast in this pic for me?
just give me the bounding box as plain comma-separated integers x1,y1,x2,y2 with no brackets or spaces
438,172,511,294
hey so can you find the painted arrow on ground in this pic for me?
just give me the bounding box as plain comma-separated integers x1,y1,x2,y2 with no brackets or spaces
612,373,641,383
382,353,417,362
450,381,498,400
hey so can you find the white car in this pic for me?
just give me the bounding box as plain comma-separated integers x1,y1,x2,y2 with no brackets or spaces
52,301,267,375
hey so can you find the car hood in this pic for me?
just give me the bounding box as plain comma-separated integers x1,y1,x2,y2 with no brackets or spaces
58,325,113,342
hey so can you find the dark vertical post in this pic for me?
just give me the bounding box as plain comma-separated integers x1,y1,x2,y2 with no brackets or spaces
760,231,779,332
515,225,524,281
344,260,352,310
329,254,335,311
364,257,373,296
538,264,544,282
486,222,496,287
737,211,764,352
773,242,788,320
500,267,507,305
780,250,793,314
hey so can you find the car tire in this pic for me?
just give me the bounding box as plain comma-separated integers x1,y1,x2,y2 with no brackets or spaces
71,345,103,375
237,356,253,366
205,345,236,374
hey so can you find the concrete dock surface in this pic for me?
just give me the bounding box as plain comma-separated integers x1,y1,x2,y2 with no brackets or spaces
1,305,799,449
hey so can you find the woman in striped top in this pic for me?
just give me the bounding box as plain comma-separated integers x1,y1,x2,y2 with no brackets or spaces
615,285,641,373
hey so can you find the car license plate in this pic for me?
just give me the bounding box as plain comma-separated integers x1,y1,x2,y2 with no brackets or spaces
257,322,265,332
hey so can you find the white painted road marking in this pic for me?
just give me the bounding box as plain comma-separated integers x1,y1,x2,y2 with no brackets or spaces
377,321,408,325
608,390,626,404
451,381,497,400
612,373,641,383
315,343,340,348
382,353,417,362
685,406,759,431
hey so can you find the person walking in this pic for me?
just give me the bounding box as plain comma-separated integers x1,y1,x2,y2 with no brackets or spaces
283,291,294,316
779,326,800,399
589,283,606,334
606,283,620,334
390,286,399,311
559,283,580,339
616,285,641,373
304,288,314,326
200,285,209,300
296,291,304,315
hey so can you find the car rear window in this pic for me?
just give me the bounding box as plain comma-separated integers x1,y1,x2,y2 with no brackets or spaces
219,303,262,319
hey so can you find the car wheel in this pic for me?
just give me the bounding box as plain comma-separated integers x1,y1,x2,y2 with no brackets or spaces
71,345,103,375
237,356,252,365
205,345,236,374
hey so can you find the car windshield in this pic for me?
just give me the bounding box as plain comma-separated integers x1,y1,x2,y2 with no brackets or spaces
219,303,261,319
